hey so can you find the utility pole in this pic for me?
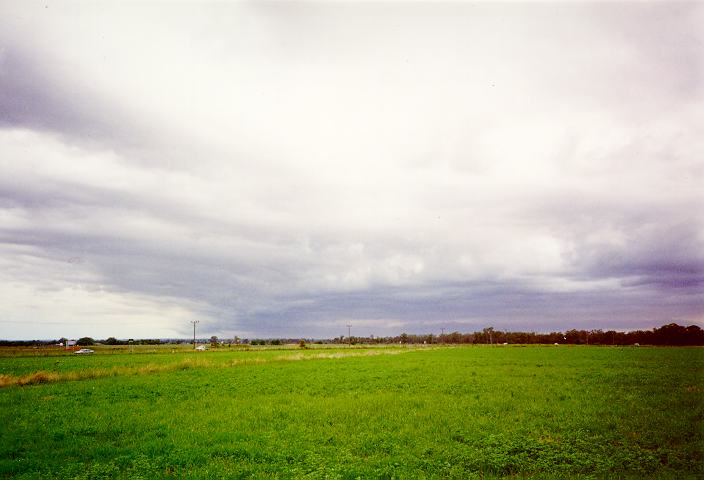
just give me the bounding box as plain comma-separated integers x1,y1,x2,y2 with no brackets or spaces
441,328,445,344
346,324,351,347
190,320,200,350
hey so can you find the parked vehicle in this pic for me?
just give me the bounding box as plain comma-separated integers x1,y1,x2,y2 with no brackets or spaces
74,348,94,354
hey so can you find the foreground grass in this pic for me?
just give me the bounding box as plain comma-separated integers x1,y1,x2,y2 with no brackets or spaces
0,346,701,478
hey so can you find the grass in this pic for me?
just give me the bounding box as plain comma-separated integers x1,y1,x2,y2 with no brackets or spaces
0,348,404,388
0,345,701,478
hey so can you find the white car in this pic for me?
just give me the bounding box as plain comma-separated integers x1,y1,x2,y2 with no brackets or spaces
74,348,95,354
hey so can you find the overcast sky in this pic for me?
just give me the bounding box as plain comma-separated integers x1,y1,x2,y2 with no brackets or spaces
1,1,702,340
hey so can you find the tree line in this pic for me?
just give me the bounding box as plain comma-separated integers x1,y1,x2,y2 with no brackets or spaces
327,323,704,346
1,323,702,347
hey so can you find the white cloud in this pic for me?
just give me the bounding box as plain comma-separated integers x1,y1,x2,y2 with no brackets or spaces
0,2,702,338
0,279,199,340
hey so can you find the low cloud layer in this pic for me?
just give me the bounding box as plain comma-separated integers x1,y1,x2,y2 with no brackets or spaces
1,2,702,339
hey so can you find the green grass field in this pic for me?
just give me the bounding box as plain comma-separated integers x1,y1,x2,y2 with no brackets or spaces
0,345,701,479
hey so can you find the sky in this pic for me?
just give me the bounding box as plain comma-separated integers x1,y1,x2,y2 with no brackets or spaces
0,1,702,340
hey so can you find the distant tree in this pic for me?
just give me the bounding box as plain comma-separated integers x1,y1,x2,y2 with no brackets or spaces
565,329,581,344
483,327,495,345
210,335,219,347
653,323,694,346
685,325,704,345
104,337,118,345
77,337,95,346
298,339,308,349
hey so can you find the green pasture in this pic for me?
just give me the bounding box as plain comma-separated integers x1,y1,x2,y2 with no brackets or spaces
0,345,701,479
0,344,341,377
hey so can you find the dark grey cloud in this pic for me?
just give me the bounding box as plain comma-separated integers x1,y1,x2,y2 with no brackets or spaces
233,280,704,338
576,223,704,291
0,41,149,150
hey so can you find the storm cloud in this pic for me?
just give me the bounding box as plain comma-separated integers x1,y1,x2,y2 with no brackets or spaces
0,2,702,339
